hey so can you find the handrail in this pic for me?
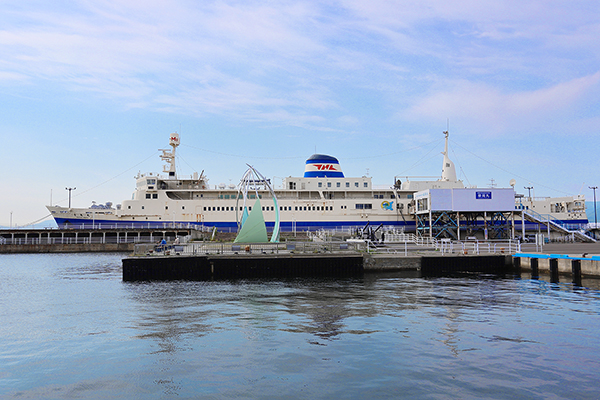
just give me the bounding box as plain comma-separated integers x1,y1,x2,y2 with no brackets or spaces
525,210,596,242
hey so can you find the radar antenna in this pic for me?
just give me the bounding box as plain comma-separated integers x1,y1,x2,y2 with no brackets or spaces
160,133,180,179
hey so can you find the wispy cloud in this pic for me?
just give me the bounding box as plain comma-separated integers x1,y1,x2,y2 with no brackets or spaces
401,72,600,136
2,0,598,131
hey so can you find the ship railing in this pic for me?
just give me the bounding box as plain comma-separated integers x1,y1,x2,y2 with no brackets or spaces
133,241,367,256
58,222,207,230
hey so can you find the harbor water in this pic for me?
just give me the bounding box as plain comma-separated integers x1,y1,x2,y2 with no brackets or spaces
1,253,600,399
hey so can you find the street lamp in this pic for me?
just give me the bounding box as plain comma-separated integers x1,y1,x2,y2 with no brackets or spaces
590,186,598,227
65,187,76,208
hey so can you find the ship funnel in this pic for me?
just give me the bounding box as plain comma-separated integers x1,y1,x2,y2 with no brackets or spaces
304,154,344,178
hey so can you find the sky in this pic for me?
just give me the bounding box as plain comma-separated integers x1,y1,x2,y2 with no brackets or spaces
1,0,599,228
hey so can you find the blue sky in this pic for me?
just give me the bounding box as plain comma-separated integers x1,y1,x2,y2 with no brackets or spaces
1,0,599,227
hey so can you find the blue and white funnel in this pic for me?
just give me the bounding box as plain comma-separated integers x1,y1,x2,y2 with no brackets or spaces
304,154,344,178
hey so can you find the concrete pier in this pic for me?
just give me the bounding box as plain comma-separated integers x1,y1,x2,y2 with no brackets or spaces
0,227,195,253
123,252,515,281
514,253,600,279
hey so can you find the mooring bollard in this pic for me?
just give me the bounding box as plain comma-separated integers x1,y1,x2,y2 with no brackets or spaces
531,257,539,279
572,259,582,286
512,256,521,274
549,258,559,283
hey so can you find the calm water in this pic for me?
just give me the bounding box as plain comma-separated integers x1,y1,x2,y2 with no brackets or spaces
1,254,600,399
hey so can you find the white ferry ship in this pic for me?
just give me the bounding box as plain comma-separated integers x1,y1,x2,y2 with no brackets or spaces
47,132,588,232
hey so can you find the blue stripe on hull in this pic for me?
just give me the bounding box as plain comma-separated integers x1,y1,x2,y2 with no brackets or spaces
53,216,589,233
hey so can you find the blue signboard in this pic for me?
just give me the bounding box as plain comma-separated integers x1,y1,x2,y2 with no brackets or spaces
476,191,492,200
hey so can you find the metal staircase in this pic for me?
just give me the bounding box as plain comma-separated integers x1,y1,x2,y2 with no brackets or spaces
524,210,596,243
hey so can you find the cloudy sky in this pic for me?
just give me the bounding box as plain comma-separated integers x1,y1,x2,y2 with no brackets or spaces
1,0,599,227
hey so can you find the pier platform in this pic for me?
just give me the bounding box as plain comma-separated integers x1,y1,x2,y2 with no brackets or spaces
122,252,514,281
0,227,195,253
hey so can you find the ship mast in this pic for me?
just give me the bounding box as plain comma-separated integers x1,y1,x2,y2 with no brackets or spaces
160,132,180,179
441,130,457,182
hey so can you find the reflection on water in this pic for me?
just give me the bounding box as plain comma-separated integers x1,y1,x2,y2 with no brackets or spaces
1,254,600,399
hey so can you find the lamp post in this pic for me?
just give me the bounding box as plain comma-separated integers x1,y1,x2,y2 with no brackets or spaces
524,186,533,199
590,186,598,228
65,187,76,208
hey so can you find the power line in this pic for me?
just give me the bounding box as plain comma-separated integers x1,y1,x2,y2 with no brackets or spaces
449,139,572,196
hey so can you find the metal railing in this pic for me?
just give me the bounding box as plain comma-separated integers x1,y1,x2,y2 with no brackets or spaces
0,236,168,245
133,241,366,256
133,237,522,257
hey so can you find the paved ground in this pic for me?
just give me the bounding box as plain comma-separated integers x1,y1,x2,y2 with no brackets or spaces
522,242,600,256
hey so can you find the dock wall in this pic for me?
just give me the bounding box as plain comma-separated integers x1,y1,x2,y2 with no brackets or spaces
515,255,600,277
123,253,515,281
0,243,134,253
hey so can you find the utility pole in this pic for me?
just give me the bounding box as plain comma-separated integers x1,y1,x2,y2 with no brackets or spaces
66,187,76,208
590,186,598,227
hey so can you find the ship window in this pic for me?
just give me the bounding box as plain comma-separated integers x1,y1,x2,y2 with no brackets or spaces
203,207,206,211
304,206,307,211
165,206,168,210
141,206,144,210
249,207,252,211
312,206,315,211
355,182,359,187
295,206,298,211
262,206,265,211
327,182,331,187
128,206,131,209
146,194,151,199
364,182,368,188
318,182,322,187
152,194,158,199
271,206,274,211
391,194,396,199
337,182,340,188
212,207,215,211
346,182,350,188
407,194,413,199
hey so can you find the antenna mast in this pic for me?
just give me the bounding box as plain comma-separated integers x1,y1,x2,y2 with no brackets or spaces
160,132,180,179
